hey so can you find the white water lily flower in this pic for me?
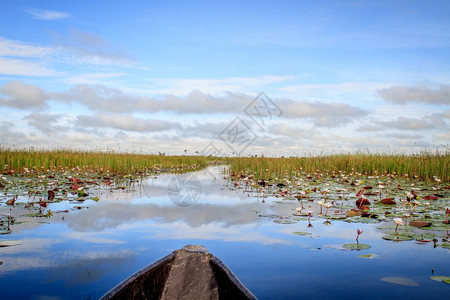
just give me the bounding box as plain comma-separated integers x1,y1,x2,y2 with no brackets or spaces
317,200,324,206
324,203,332,209
295,207,302,213
394,218,403,225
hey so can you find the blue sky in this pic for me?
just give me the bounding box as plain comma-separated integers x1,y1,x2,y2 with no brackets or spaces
0,0,449,155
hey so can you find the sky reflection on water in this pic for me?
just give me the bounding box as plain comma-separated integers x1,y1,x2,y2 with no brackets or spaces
0,166,449,299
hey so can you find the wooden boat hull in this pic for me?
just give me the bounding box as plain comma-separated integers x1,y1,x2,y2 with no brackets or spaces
100,245,257,300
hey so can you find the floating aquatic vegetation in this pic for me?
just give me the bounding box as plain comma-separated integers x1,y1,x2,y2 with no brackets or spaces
430,276,450,284
274,219,297,225
0,240,22,247
226,162,449,249
358,253,379,259
382,234,415,241
381,277,420,286
292,232,312,236
342,243,371,250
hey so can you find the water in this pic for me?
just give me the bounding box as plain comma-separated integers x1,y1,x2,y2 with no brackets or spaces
1,166,449,299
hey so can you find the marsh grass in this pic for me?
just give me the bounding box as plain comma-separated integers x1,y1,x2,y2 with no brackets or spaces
229,152,449,182
0,147,214,175
1,147,448,182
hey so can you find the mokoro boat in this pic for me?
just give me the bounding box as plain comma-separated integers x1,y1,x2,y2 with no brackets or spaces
100,245,257,300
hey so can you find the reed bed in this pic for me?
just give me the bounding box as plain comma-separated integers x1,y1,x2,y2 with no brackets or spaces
229,152,449,182
1,147,448,182
0,148,214,175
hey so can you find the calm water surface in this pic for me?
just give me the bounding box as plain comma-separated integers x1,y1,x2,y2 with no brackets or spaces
1,166,449,299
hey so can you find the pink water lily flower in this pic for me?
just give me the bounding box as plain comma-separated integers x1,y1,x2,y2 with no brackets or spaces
356,228,364,243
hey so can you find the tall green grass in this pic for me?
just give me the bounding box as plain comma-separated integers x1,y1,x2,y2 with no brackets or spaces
0,147,215,175
1,147,448,182
229,152,449,182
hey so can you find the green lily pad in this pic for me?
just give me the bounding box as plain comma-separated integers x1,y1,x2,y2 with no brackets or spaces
293,212,310,217
421,223,450,231
342,243,371,250
382,234,414,241
430,276,450,284
359,253,379,259
412,233,436,241
292,231,312,236
0,240,22,247
439,243,450,249
0,229,11,235
274,219,297,224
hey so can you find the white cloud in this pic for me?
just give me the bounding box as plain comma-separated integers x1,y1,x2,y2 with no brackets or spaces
0,38,56,57
0,81,49,108
26,9,71,20
280,100,368,127
76,114,181,132
51,28,135,67
358,114,448,132
51,84,368,128
433,132,450,140
378,84,450,105
0,57,57,76
23,112,70,133
0,121,26,141
279,82,388,96
382,117,436,130
0,35,135,76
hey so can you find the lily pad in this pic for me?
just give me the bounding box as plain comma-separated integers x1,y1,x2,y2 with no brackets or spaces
0,240,22,247
0,229,11,235
412,233,436,241
293,212,310,217
292,231,312,236
346,210,361,217
342,243,371,250
381,277,419,286
382,234,414,241
359,253,379,259
430,276,450,284
440,243,450,249
274,219,297,224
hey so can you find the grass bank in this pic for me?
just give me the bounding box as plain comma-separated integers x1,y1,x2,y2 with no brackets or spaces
0,148,215,175
229,153,449,182
1,148,448,182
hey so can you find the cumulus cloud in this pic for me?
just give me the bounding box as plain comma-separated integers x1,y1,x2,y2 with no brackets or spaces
0,81,49,109
433,132,450,140
280,100,368,127
382,117,436,130
76,114,181,132
23,112,69,133
0,121,26,141
380,133,423,139
53,84,368,128
358,114,447,132
378,84,450,105
55,86,250,114
268,123,313,139
26,9,71,20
